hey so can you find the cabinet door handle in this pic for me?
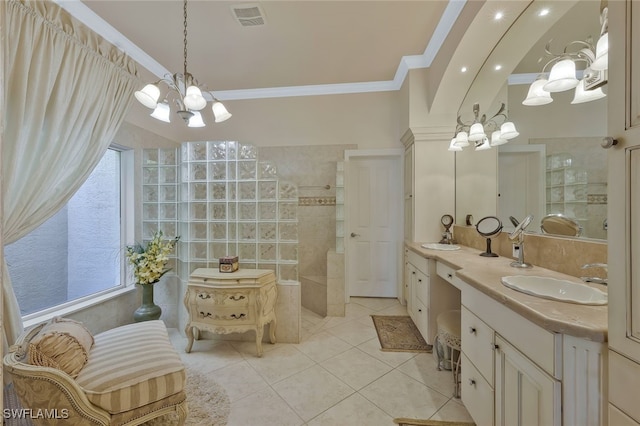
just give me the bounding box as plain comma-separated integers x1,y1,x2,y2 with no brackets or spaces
418,279,422,283
412,271,416,275
447,273,453,279
198,293,211,300
491,343,500,350
468,379,476,387
418,308,422,312
469,327,477,334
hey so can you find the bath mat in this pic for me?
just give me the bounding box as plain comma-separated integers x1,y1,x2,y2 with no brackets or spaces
394,419,475,426
371,315,432,353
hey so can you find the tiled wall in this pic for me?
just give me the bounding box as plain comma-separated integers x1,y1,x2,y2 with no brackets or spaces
534,137,608,240
258,145,356,279
453,225,607,279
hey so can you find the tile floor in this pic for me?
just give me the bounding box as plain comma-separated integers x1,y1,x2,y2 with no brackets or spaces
168,297,474,426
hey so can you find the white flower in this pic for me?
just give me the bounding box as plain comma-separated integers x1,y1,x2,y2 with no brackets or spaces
125,230,180,285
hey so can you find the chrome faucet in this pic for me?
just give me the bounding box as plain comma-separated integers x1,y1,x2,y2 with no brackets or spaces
581,263,608,285
439,230,455,245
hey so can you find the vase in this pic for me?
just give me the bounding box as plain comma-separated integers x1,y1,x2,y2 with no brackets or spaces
134,284,162,322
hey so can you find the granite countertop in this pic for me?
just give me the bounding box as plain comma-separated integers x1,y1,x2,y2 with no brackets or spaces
405,241,608,343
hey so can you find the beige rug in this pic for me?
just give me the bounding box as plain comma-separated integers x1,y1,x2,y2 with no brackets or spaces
145,364,230,425
394,419,475,426
371,315,432,353
4,363,230,426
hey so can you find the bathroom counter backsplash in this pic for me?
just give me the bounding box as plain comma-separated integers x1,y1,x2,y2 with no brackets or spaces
406,241,607,342
452,224,607,279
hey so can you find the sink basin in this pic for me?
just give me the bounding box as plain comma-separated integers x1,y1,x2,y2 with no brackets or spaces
501,275,607,305
421,243,461,251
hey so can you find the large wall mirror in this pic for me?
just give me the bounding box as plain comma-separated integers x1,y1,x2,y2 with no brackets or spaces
455,0,607,241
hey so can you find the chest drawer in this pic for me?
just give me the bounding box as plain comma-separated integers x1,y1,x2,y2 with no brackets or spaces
461,306,495,386
195,305,254,324
189,287,251,307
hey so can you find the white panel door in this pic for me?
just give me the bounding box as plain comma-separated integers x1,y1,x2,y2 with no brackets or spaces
347,156,400,297
498,146,545,233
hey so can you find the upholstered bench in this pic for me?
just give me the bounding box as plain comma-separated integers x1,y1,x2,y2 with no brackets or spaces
4,318,188,425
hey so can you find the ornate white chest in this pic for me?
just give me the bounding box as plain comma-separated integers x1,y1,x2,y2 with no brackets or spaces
184,268,278,357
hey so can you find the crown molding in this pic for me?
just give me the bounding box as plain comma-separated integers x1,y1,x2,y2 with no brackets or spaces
55,0,466,101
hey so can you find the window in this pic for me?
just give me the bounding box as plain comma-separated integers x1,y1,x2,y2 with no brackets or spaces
5,147,131,317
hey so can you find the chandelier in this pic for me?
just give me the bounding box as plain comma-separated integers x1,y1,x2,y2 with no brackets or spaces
522,7,608,106
448,103,519,152
134,0,231,127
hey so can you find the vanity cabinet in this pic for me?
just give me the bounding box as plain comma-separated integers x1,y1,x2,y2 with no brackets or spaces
457,276,604,426
494,335,560,426
404,249,459,344
461,290,560,426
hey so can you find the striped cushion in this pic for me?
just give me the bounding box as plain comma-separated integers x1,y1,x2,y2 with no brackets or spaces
75,321,185,414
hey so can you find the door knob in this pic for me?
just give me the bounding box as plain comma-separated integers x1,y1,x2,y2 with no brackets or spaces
350,232,360,237
601,136,618,149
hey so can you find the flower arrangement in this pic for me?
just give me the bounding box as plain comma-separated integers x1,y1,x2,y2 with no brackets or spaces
125,230,180,285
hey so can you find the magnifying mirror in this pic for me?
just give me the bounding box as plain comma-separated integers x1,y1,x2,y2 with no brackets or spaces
441,214,454,230
475,216,503,257
540,214,583,237
509,214,534,242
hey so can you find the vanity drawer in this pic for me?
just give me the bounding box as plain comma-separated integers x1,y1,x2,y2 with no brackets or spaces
436,261,456,286
412,298,429,341
462,353,494,426
406,249,429,275
462,282,561,378
610,350,640,423
609,404,640,426
415,269,429,306
461,306,494,386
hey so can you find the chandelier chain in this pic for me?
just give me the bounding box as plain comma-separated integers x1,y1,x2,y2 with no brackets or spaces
133,0,231,125
183,0,188,77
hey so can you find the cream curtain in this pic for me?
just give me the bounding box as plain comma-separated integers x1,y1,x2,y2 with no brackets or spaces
3,0,138,347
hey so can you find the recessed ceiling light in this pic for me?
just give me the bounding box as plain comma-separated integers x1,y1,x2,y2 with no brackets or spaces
495,64,503,71
494,11,504,20
461,66,468,73
538,8,550,17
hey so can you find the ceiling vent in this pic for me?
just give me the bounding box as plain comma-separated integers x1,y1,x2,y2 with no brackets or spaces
230,4,266,27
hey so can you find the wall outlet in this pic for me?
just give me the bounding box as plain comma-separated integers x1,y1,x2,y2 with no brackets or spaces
512,244,520,258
